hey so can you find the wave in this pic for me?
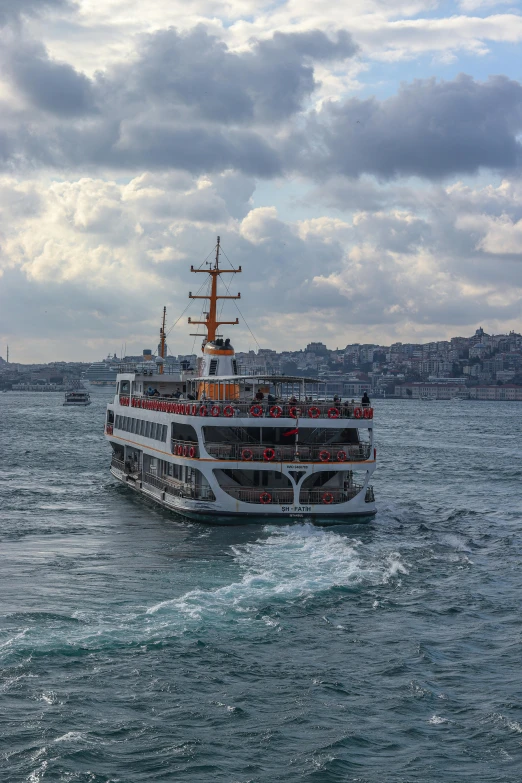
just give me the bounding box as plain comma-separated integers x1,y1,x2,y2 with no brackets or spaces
147,523,408,620
1,525,407,662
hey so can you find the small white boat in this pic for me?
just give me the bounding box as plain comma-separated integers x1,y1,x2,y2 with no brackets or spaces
64,390,91,406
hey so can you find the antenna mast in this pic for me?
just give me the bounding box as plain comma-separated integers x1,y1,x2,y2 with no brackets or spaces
188,236,242,351
159,306,166,374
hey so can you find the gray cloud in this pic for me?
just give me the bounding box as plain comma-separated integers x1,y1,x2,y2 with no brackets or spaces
0,26,358,175
6,39,94,116
0,0,73,25
299,74,522,181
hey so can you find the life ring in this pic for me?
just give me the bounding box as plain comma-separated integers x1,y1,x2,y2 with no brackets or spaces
250,405,263,418
183,445,188,457
223,405,234,417
319,450,331,462
337,450,347,462
176,444,183,456
327,408,340,419
188,446,196,459
269,405,282,418
322,492,334,505
241,448,253,461
363,408,371,419
211,405,220,417
369,407,374,419
263,447,276,461
354,407,363,418
199,405,208,416
290,406,301,419
191,404,197,416
260,492,272,505
308,406,320,418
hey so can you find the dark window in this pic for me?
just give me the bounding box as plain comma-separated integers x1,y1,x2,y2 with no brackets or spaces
209,359,218,376
232,360,238,375
171,422,198,442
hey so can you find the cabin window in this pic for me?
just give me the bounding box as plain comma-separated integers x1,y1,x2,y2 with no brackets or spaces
232,360,238,375
209,359,218,376
144,421,152,438
171,422,198,442
120,380,130,394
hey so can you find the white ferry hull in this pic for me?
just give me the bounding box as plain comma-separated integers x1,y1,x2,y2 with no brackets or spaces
63,401,91,406
110,463,376,525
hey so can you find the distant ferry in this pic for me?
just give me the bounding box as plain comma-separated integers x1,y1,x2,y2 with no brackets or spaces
104,238,376,523
64,390,91,406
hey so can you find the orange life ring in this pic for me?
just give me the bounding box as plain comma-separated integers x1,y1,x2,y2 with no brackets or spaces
223,405,234,417
269,405,282,418
319,450,331,462
322,492,334,505
363,408,371,418
241,448,253,461
250,405,263,418
354,407,363,418
260,492,272,505
289,406,301,419
199,405,208,416
327,408,339,419
211,405,220,417
188,446,196,458
337,450,347,462
263,447,276,461
308,406,320,418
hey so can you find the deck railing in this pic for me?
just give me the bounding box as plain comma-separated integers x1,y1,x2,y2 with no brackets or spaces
110,456,125,472
203,442,372,462
220,486,294,504
119,395,373,421
298,485,366,505
143,473,215,501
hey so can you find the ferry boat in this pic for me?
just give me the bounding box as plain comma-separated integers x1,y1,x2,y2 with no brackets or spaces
104,238,376,523
64,389,91,406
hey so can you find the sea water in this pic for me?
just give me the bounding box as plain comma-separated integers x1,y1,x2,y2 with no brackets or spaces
1,391,521,782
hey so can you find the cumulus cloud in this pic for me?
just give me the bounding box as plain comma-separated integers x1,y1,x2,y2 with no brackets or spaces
0,0,73,25
1,171,522,361
298,74,522,181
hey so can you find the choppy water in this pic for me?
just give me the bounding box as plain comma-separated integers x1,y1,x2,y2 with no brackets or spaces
1,391,522,782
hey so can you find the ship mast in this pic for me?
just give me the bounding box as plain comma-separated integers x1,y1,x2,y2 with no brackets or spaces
159,306,166,374
188,236,241,351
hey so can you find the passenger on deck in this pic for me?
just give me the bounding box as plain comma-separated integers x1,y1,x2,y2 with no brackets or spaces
255,390,265,401
362,391,370,407
267,393,276,403
173,390,182,399
343,400,352,417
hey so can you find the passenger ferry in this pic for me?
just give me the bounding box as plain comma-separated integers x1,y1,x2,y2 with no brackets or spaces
64,389,91,406
105,238,376,523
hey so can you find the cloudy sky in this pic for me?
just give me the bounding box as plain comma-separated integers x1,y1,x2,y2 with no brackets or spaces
1,0,522,362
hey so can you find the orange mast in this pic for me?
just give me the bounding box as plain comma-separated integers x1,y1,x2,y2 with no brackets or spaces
188,236,241,350
159,306,166,374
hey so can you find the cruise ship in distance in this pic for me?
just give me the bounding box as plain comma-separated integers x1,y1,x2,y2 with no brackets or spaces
105,238,377,523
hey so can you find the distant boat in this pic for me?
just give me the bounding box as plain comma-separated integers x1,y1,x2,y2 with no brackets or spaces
63,390,91,406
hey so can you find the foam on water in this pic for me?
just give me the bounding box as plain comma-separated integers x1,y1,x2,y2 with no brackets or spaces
147,524,408,621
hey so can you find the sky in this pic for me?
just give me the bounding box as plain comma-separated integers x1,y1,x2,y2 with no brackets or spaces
1,0,522,362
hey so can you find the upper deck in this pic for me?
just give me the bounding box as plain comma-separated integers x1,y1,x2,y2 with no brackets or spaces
112,371,373,422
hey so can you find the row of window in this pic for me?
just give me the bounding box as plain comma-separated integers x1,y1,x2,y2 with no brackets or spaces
114,414,167,443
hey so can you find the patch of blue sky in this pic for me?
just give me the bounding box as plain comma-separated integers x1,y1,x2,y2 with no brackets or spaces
352,39,521,102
